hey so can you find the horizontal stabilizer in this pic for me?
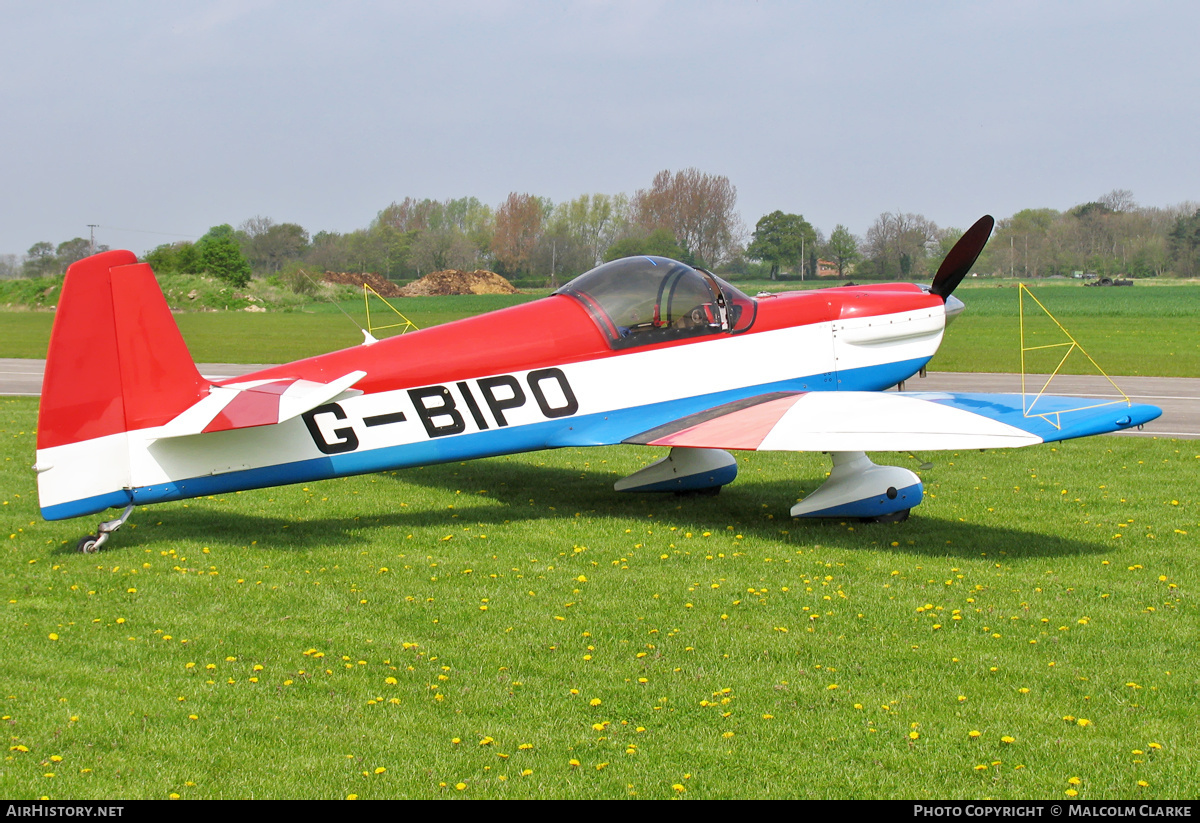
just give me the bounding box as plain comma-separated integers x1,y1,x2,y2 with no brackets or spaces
625,391,1161,453
158,371,367,438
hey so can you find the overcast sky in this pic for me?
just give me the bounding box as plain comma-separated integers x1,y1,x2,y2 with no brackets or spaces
3,1,1197,258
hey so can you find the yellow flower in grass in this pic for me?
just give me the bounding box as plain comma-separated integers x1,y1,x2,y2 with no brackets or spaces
968,730,981,739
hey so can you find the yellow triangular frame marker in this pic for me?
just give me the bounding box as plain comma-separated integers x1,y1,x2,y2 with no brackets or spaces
363,283,419,338
1018,284,1132,430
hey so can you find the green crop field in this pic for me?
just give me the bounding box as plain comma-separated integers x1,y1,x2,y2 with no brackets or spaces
929,284,1200,377
1,397,1196,799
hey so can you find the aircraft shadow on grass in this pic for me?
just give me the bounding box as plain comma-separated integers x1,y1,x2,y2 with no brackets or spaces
384,459,1114,560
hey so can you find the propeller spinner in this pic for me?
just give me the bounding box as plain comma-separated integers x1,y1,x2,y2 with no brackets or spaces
930,215,995,301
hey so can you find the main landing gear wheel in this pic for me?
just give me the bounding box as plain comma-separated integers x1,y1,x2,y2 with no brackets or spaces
77,535,100,553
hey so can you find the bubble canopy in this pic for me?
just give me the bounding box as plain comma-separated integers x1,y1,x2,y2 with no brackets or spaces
554,256,757,349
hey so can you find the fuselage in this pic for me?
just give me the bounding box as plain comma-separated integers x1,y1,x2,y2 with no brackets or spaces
37,268,951,520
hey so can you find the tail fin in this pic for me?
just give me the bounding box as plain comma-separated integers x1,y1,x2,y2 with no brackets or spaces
38,252,208,450
37,252,209,519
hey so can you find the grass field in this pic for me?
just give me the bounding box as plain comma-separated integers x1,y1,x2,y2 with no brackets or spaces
1,397,1196,799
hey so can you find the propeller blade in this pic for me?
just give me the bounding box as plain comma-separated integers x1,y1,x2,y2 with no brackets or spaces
930,215,995,300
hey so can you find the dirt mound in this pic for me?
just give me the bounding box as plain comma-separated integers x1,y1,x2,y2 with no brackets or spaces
322,271,404,297
398,269,517,297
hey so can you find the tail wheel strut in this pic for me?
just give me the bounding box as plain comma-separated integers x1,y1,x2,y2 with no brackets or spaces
77,504,134,553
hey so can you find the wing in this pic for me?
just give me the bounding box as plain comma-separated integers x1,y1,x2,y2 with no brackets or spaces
623,390,1162,452
157,371,367,438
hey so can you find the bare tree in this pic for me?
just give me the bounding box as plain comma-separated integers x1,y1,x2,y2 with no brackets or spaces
633,168,744,266
492,193,548,276
863,212,939,278
1098,189,1137,213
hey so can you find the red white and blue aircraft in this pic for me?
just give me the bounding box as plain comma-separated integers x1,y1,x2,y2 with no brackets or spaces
35,216,1161,551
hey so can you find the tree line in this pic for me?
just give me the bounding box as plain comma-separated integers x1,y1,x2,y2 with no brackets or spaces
6,178,1200,285
138,169,743,289
744,190,1200,283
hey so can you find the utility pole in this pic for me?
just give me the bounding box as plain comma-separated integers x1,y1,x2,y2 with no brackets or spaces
88,224,99,254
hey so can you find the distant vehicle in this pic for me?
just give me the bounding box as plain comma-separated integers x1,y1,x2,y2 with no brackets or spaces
1085,277,1134,287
